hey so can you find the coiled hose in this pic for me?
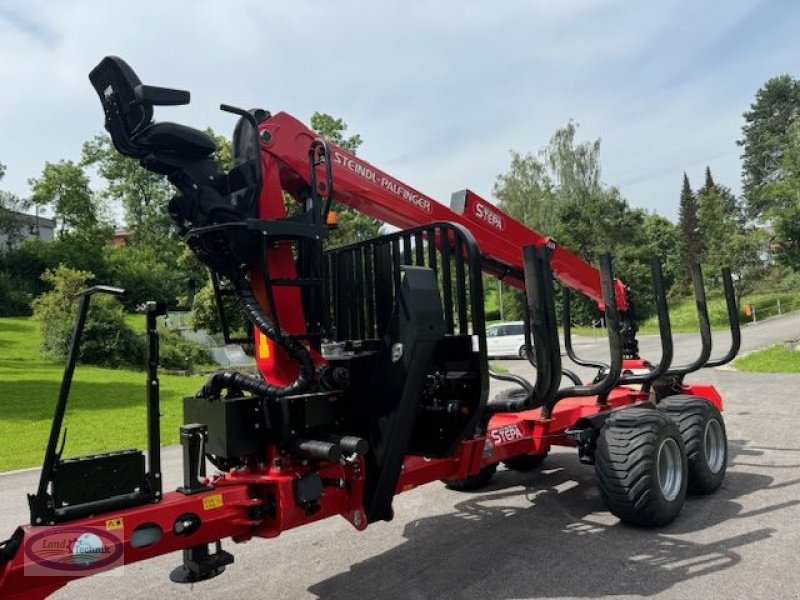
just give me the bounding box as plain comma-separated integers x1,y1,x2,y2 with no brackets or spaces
201,277,315,399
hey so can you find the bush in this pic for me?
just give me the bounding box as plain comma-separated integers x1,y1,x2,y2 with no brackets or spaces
3,229,110,298
106,244,184,310
0,271,31,316
158,329,211,372
32,265,144,367
79,297,145,366
190,280,247,335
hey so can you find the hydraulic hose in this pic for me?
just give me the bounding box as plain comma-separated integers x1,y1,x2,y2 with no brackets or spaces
202,277,315,399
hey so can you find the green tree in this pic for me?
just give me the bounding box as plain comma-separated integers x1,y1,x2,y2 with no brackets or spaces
29,160,100,234
695,167,758,279
493,150,556,232
205,127,233,172
761,120,800,269
641,213,681,282
83,129,231,232
189,278,247,335
309,112,381,246
678,173,703,272
545,121,602,207
738,75,800,218
81,134,172,240
106,243,185,309
494,122,680,323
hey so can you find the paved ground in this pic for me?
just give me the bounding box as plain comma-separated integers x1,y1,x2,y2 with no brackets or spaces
3,313,800,599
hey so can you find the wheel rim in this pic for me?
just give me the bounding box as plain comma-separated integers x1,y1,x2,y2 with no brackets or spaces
704,418,726,474
657,437,683,501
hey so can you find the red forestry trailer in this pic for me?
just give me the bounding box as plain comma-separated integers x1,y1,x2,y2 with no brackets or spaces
0,57,741,599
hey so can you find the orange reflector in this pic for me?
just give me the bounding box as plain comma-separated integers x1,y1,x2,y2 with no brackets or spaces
257,332,271,359
326,211,338,229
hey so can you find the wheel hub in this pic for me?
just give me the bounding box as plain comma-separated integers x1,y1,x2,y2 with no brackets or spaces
657,437,682,501
704,418,725,474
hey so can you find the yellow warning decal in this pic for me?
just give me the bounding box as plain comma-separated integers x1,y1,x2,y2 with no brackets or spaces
257,332,270,359
105,517,124,531
203,494,224,510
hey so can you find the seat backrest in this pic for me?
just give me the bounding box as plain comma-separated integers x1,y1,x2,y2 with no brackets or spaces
89,56,154,156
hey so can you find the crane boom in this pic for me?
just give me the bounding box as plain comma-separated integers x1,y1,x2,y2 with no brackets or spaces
260,112,629,311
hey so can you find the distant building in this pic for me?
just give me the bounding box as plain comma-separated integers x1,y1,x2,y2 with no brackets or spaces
112,229,133,247
0,210,56,249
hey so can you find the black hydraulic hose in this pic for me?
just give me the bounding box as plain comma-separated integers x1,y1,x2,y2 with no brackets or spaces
202,277,315,399
488,368,534,394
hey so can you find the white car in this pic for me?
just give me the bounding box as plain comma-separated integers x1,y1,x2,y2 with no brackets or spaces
485,321,527,358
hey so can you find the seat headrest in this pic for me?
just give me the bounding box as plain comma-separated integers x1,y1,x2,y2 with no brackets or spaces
89,56,153,137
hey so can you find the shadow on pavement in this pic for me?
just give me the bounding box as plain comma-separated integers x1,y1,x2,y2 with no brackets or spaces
309,440,797,599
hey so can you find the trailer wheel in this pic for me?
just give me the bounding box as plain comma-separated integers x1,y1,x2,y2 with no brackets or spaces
657,395,727,495
442,464,497,491
503,453,547,471
595,407,687,527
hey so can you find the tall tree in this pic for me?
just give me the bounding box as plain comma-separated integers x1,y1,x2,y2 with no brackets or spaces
697,182,742,275
81,134,173,244
545,121,602,208
494,121,605,235
738,75,800,219
678,173,703,271
639,212,681,289
494,122,679,322
683,167,760,282
28,160,99,234
493,150,556,231
308,112,380,246
82,129,231,254
697,166,739,221
700,165,715,194
761,120,800,269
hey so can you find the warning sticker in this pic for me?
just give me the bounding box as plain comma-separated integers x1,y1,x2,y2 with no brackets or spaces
105,518,124,531
202,494,224,510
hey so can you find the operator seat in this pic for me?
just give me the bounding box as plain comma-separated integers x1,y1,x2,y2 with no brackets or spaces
89,56,215,161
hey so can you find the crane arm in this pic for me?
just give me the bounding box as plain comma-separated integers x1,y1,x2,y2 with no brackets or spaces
260,112,629,311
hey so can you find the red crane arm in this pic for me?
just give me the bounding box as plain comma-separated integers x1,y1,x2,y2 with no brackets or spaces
259,112,630,311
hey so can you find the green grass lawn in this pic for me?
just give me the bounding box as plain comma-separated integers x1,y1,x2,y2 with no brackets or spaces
734,344,800,373
0,317,206,472
641,289,800,334
485,289,800,337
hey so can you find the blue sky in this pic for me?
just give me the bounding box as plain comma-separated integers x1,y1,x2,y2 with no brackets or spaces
1,0,798,222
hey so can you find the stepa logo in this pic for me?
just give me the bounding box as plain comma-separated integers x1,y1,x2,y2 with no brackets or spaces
24,526,124,577
474,201,505,231
490,424,524,446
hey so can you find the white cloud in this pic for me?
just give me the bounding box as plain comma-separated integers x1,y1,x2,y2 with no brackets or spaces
0,0,797,222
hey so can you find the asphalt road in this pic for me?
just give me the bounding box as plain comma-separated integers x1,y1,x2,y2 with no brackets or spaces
3,312,800,599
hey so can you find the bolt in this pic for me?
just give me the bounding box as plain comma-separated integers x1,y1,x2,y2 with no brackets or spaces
391,343,404,363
